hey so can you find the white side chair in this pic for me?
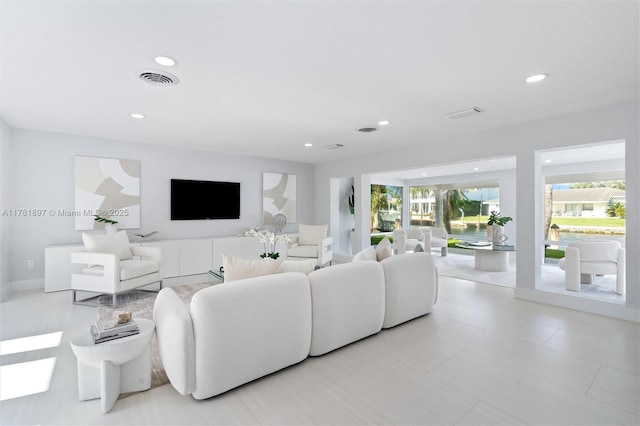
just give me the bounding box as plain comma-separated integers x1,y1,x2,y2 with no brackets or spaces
286,224,333,267
558,240,625,295
393,227,448,256
71,231,163,305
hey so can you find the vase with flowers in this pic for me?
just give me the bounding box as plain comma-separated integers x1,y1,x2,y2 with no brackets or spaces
242,226,291,259
487,211,512,246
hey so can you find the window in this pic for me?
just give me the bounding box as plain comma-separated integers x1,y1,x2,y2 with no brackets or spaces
371,184,402,232
410,185,499,240
544,180,626,243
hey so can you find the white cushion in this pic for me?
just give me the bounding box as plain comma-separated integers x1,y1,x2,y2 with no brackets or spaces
222,254,282,282
278,259,317,275
405,238,421,250
287,245,319,258
298,224,328,246
82,230,133,260
376,236,393,261
352,246,377,262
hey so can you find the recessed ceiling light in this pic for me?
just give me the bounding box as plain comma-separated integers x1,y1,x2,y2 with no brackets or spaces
378,120,390,126
473,167,480,171
130,113,145,119
304,143,313,147
154,56,176,66
544,159,552,163
525,73,548,83
422,173,427,177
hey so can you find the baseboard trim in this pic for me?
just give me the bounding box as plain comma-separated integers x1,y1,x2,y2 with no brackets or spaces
515,287,640,323
12,278,44,292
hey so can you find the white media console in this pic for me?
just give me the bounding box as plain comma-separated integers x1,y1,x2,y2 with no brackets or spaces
44,235,288,292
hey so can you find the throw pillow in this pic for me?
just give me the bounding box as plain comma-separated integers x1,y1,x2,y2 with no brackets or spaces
278,259,317,275
222,253,283,282
297,224,328,246
352,246,377,262
376,236,393,261
82,230,133,260
414,243,424,252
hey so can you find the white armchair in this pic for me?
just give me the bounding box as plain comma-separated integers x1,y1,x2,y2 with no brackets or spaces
286,224,333,267
558,240,625,295
393,226,448,256
71,231,163,305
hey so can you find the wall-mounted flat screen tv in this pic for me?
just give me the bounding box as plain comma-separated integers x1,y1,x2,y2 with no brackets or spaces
171,179,240,220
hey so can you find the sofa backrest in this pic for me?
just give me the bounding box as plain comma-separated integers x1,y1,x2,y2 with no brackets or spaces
307,261,385,356
189,272,312,399
422,226,447,239
569,240,621,262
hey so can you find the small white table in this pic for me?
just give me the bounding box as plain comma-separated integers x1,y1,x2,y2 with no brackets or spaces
70,318,154,413
456,242,515,272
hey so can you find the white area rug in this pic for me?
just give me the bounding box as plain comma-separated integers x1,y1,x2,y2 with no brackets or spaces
97,282,214,395
433,251,625,305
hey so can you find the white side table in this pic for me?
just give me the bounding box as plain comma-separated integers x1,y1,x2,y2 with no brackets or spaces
70,318,154,413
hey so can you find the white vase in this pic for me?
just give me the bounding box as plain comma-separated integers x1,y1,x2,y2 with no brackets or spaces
105,223,118,235
350,230,356,254
491,224,506,245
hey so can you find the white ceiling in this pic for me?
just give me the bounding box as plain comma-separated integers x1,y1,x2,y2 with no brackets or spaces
0,1,638,166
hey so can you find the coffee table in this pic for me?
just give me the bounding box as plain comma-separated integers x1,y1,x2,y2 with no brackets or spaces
455,242,515,272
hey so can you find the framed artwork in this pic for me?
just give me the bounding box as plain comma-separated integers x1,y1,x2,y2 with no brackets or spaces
263,172,296,224
74,156,141,230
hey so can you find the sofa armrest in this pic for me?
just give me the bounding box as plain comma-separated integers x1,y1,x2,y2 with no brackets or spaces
70,252,118,287
392,230,407,254
617,248,626,295
153,288,196,396
131,245,162,262
422,228,432,250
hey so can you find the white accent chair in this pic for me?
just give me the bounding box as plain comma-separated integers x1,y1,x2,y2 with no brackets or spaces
393,226,448,256
71,231,163,305
558,240,625,295
286,224,333,267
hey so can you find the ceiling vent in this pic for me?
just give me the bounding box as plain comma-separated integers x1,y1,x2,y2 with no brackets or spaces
357,126,378,133
324,144,345,150
445,107,484,119
137,70,179,86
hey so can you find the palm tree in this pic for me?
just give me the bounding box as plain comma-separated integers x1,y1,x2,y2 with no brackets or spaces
370,185,387,232
442,189,466,233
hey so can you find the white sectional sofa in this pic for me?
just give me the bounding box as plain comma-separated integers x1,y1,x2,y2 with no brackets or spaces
153,252,438,400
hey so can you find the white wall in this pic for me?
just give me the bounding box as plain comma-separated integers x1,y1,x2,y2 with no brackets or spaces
9,129,315,286
0,119,12,301
315,102,639,320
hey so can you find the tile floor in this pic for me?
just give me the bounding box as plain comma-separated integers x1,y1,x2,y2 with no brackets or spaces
1,274,638,425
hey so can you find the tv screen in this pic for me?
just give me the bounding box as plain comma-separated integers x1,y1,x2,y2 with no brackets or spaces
171,179,240,220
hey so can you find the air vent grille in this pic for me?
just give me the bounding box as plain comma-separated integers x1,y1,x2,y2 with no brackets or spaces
138,70,179,86
445,107,484,119
357,127,378,133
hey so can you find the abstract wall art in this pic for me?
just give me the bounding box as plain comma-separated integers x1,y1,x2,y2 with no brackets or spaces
74,156,141,230
263,172,296,224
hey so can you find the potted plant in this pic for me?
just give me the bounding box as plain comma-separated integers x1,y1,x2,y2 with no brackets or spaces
94,214,118,234
487,211,512,245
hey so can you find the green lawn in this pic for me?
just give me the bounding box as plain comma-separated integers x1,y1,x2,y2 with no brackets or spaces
550,217,625,227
